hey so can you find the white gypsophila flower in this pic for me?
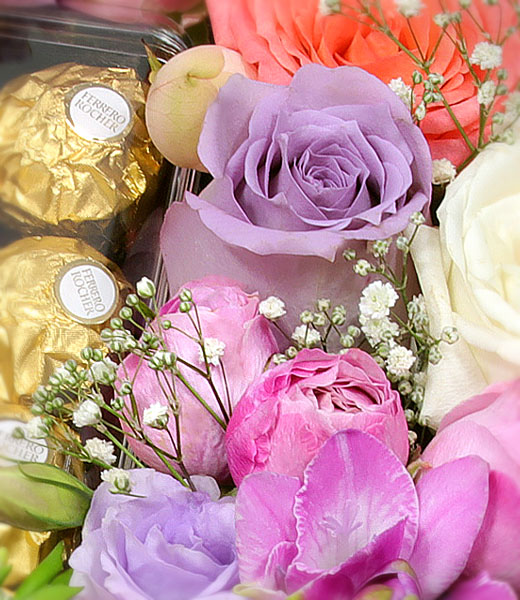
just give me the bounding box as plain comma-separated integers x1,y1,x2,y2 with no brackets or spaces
259,296,287,320
199,338,226,366
505,91,520,117
136,276,156,299
88,358,118,384
386,345,417,377
73,399,102,428
101,468,131,493
432,158,457,185
24,417,48,440
85,438,116,465
415,101,427,121
388,77,416,108
359,314,400,346
359,281,399,320
292,325,322,348
470,42,502,70
143,403,169,429
395,0,423,18
319,0,341,15
433,12,451,28
477,80,497,106
353,259,373,276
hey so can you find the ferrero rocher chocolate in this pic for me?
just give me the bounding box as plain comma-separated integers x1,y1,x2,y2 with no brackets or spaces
0,236,131,405
0,404,82,587
0,62,162,241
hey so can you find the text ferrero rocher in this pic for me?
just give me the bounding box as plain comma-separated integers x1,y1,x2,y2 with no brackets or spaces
0,236,131,405
0,63,162,240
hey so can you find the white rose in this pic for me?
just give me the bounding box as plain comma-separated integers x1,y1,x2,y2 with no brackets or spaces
411,141,520,427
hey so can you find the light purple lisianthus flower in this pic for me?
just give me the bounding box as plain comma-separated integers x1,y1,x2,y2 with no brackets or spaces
226,348,409,486
69,469,240,600
235,429,498,600
161,64,432,327
120,276,278,481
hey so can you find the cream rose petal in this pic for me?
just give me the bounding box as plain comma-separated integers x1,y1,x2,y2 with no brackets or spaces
411,226,486,427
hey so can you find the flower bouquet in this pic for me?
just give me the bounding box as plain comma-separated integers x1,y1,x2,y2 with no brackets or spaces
0,0,520,599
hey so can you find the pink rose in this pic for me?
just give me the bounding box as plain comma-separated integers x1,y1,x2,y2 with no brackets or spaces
226,348,409,485
121,276,278,481
422,379,520,592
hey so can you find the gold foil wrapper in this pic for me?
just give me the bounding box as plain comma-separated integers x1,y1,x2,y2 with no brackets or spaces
0,404,82,588
0,62,162,243
0,236,131,405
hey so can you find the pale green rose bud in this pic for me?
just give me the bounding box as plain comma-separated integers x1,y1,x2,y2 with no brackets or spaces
146,46,253,171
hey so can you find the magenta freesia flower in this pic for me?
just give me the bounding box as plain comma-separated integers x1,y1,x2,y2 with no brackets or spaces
121,276,278,481
422,379,520,592
161,64,431,327
70,470,240,600
226,348,409,485
234,430,492,599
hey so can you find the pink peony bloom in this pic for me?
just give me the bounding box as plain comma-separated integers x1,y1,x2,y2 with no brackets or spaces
422,379,520,592
235,430,492,599
120,276,278,481
226,348,409,485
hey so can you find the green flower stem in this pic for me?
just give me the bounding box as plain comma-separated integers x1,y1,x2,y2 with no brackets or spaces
175,371,227,430
100,427,146,468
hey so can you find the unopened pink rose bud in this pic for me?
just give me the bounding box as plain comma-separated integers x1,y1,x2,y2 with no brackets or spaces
145,45,253,171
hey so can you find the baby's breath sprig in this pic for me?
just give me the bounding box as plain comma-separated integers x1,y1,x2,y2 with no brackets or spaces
16,278,241,494
334,0,520,170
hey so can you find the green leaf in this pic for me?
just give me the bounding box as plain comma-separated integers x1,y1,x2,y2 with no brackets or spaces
0,547,11,587
15,542,65,599
0,464,92,531
16,585,81,600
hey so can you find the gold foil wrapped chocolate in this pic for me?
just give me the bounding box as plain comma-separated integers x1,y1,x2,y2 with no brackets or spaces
0,404,82,588
0,62,162,242
0,236,130,405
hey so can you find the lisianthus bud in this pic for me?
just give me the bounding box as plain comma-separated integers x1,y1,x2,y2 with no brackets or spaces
0,463,92,531
145,45,253,171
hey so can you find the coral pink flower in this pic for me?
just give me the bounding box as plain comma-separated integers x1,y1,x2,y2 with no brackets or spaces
206,0,520,165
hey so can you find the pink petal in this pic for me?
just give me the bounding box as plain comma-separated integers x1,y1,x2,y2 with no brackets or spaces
422,421,520,484
287,430,419,589
409,457,490,600
235,472,300,589
444,572,517,600
290,520,409,597
466,470,520,590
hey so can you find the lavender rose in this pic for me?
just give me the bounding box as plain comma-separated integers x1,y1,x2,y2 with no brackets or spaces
226,348,409,486
161,64,431,326
69,470,239,600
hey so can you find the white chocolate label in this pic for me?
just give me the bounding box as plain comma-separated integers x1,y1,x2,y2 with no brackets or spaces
67,85,132,142
0,419,49,466
56,261,118,325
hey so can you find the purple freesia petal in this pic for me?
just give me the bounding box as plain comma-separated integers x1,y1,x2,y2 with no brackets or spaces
235,472,300,590
409,457,490,600
287,430,418,590
444,572,518,600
